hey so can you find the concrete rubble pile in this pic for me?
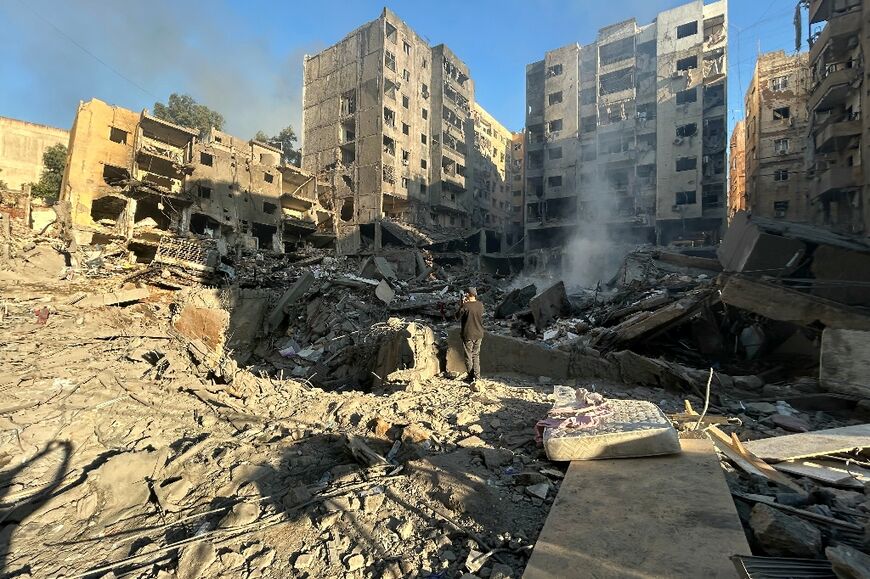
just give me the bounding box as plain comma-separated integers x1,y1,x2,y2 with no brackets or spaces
4,206,870,577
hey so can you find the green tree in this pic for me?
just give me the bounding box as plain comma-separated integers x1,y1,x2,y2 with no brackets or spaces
254,125,301,166
31,143,67,202
153,93,224,137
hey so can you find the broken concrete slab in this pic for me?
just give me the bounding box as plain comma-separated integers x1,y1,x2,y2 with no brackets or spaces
446,328,570,379
750,503,822,558
375,279,395,304
820,329,870,398
79,288,150,307
719,275,870,330
524,439,750,578
374,320,439,387
529,282,570,330
743,424,870,462
264,271,314,333
495,284,536,319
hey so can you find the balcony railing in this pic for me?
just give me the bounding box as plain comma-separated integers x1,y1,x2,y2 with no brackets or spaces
815,116,862,152
809,65,861,112
810,165,863,200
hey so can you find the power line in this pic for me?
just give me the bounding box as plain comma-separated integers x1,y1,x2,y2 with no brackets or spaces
13,0,159,101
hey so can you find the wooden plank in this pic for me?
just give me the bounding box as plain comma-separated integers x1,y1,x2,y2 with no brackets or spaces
706,426,805,493
820,329,870,398
773,459,870,488
523,439,750,579
743,424,870,462
719,275,870,330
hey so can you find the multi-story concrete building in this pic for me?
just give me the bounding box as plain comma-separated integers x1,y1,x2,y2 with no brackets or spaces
509,131,525,247
806,0,867,234
728,120,746,220
0,116,69,192
61,98,328,260
302,9,518,254
523,0,727,265
470,103,513,236
743,51,810,223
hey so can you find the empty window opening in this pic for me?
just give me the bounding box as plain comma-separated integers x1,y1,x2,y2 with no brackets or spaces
134,196,172,230
340,90,357,116
109,127,128,144
675,190,696,205
341,147,355,164
90,195,127,224
189,213,221,236
676,56,698,72
402,95,409,108
385,21,397,43
548,119,563,132
339,197,355,222
547,175,563,188
704,84,725,108
548,91,563,106
676,88,697,105
198,185,212,199
773,107,791,120
677,21,698,38
384,79,397,100
676,157,697,171
676,123,697,138
383,136,395,156
422,108,428,119
200,152,213,166
264,172,274,183
263,202,277,214
421,133,427,145
402,69,410,81
402,149,410,165
421,158,428,169
401,176,409,189
102,164,129,185
384,107,396,127
599,68,634,95
402,123,410,135
251,222,277,250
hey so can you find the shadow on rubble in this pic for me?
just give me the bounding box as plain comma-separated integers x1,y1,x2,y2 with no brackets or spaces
246,389,554,577
0,440,73,578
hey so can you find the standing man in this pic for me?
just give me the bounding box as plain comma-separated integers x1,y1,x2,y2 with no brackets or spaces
458,287,484,383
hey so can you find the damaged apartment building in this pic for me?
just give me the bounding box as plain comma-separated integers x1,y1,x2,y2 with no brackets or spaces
301,8,514,256
743,51,811,223
524,0,727,266
61,98,330,264
804,0,869,234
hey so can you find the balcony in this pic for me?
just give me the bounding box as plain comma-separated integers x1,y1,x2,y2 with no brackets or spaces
815,117,862,152
810,12,862,65
809,66,861,112
599,148,636,164
810,165,863,200
809,0,830,23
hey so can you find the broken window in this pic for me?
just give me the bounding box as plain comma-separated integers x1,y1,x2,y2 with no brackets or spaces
547,175,562,188
422,108,428,120
401,176,409,189
403,41,411,55
402,94,409,109
774,169,789,181
385,50,396,72
384,79,397,100
341,147,355,164
264,172,274,183
402,69,410,81
676,123,697,138
774,200,789,217
676,157,697,172
548,119,563,132
547,63,563,77
549,147,563,160
384,107,396,127
773,107,791,120
109,126,128,144
774,138,790,154
340,197,354,221
198,185,211,199
599,36,634,66
421,84,429,99
200,152,213,166
676,21,698,38
383,164,395,184
675,190,696,205
90,195,127,223
676,55,698,72
385,21,397,43
676,88,697,105
636,103,656,122
401,149,410,165
263,202,277,214
102,164,128,185
599,68,634,95
341,90,357,116
548,91,563,106
770,76,789,91
703,83,725,109
383,136,396,156
421,57,427,69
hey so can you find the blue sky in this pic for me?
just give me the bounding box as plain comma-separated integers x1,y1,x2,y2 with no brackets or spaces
0,0,800,140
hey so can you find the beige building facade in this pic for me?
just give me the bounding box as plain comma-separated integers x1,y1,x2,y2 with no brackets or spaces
744,51,810,223
470,103,513,234
0,116,69,191
728,120,746,220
